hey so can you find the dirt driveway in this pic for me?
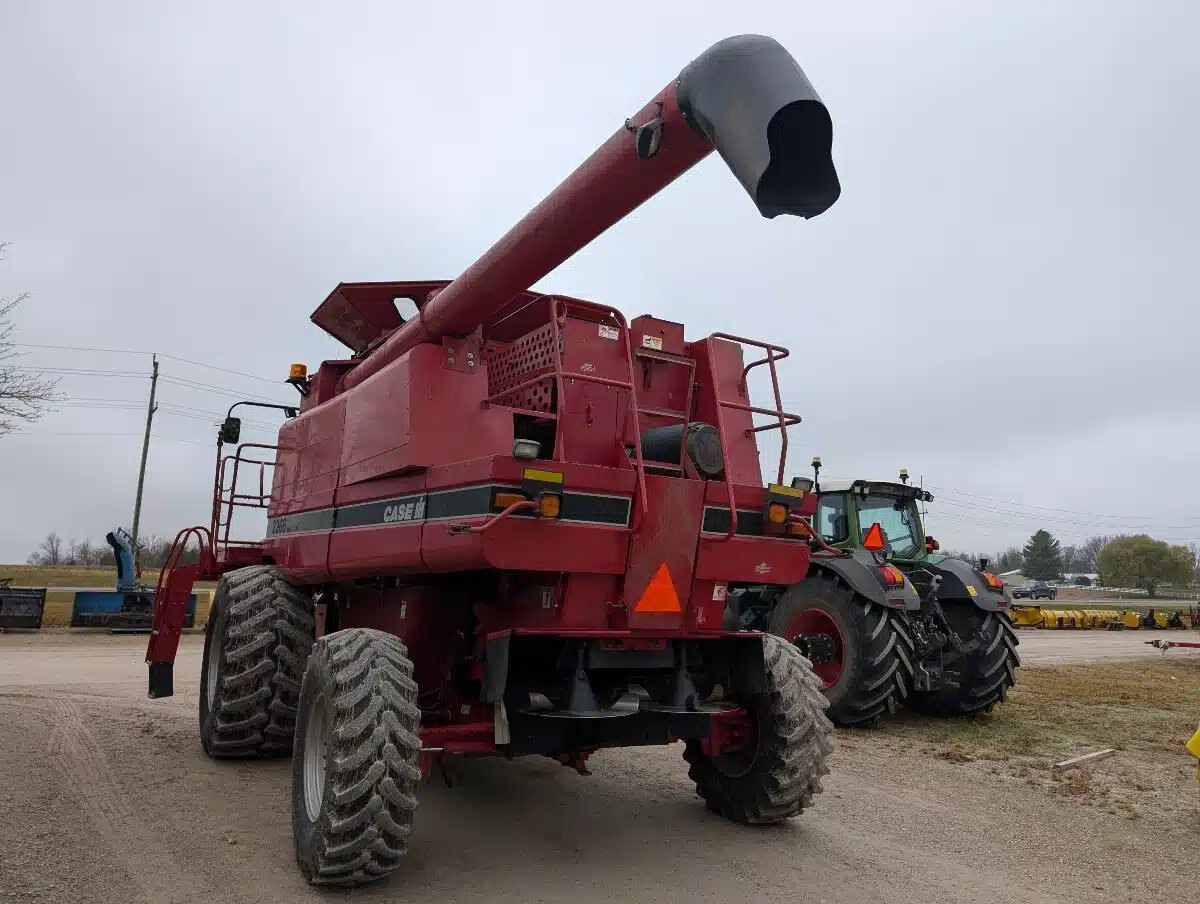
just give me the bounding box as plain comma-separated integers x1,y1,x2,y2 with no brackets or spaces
0,631,1195,904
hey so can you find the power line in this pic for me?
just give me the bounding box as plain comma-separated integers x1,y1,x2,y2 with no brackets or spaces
10,364,291,405
925,482,1200,523
4,431,212,447
11,341,282,385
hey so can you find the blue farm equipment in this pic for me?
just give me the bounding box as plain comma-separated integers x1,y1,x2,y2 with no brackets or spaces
72,528,197,632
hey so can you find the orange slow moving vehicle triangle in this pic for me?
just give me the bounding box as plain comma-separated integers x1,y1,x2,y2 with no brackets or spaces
634,563,682,613
862,522,885,551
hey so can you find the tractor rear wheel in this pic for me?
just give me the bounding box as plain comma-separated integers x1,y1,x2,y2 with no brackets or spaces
199,565,314,757
292,628,422,886
682,634,833,824
907,603,1020,717
768,572,912,727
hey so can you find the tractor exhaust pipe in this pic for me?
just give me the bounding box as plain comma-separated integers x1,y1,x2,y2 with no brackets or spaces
341,34,839,392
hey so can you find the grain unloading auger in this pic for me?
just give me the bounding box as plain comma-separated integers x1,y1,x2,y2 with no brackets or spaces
146,35,841,886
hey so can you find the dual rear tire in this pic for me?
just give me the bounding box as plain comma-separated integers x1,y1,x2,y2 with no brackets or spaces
202,580,422,887
766,575,1020,724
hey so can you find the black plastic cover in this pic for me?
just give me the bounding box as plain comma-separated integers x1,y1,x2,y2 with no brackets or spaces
641,422,724,478
677,35,840,219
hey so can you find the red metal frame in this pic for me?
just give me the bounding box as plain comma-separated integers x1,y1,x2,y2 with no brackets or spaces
210,441,277,558
707,334,802,539
145,526,213,666
482,297,650,530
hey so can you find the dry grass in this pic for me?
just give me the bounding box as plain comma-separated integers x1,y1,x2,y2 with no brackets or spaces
0,564,131,587
883,660,1200,759
868,659,1200,820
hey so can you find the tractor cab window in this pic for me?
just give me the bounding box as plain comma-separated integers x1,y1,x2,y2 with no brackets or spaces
857,495,921,558
815,493,849,543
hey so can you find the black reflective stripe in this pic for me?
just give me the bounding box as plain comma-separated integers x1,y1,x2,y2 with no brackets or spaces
266,508,335,537
561,493,630,526
701,506,763,536
426,486,495,521
337,493,427,528
265,484,631,536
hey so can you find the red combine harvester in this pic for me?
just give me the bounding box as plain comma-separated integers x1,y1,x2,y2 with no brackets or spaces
147,35,841,885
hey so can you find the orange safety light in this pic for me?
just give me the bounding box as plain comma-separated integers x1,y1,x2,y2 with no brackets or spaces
766,502,788,525
878,565,905,586
289,363,308,380
493,491,526,510
862,522,886,551
537,493,561,518
982,571,1003,590
634,563,682,613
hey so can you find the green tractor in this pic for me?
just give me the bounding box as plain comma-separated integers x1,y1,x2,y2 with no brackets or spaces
728,464,1019,726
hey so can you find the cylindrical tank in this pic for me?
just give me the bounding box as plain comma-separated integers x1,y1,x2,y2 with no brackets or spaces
342,34,840,392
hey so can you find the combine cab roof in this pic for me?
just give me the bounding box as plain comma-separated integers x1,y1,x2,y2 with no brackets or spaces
819,478,933,502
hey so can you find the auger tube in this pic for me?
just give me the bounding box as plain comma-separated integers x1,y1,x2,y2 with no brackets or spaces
341,33,839,392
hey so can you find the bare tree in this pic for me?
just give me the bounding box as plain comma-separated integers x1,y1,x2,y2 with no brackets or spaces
28,531,65,566
0,243,59,436
1079,536,1111,573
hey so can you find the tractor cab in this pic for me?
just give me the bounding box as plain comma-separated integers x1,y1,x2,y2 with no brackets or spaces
813,478,930,565
812,470,1009,612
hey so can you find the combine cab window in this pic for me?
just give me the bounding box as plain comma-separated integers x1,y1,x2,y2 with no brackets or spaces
816,493,849,543
857,495,921,558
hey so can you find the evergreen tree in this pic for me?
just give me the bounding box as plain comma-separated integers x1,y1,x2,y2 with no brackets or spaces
1022,529,1063,580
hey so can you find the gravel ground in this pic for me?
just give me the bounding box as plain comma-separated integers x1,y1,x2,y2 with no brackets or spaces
1014,628,1195,664
0,631,1195,904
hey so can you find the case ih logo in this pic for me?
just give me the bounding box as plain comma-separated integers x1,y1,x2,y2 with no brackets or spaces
754,561,772,575
383,497,426,524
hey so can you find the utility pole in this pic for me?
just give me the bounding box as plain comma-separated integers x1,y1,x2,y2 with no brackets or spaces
131,355,159,551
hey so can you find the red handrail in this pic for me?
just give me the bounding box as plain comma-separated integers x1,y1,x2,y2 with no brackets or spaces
706,333,802,540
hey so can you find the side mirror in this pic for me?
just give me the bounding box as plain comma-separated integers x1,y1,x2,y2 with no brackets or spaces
220,416,242,444
979,556,990,571
925,535,940,552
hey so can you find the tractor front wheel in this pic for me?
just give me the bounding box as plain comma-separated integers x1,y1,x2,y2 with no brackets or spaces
768,573,912,727
907,603,1020,717
292,628,422,886
682,634,833,824
199,565,314,757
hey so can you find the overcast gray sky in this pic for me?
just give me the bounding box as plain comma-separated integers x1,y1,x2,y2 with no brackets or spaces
2,1,1198,562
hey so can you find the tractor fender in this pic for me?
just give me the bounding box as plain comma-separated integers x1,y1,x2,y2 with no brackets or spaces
926,558,1008,612
809,553,921,611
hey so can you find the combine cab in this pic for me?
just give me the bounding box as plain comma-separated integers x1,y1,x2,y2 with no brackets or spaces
147,35,843,885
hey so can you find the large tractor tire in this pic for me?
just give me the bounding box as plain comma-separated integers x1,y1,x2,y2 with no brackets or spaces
292,628,422,886
907,603,1020,717
199,565,314,758
768,573,912,727
682,634,833,824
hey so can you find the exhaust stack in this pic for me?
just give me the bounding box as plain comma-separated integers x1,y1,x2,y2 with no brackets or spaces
342,34,839,392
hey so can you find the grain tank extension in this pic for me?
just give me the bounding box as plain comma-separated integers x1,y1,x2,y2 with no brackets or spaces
146,35,841,886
